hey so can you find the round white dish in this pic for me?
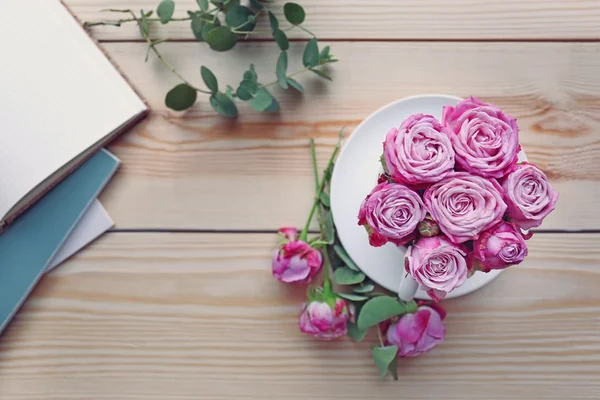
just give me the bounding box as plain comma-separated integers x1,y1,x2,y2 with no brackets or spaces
330,94,526,299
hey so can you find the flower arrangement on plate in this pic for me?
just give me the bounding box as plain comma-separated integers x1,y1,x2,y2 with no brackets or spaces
271,96,558,381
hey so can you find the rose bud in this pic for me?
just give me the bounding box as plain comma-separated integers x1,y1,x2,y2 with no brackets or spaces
417,215,440,237
470,221,528,272
423,172,507,243
405,236,469,301
502,163,559,229
272,227,323,284
442,97,520,179
385,305,446,357
358,182,426,247
299,298,352,340
383,114,455,186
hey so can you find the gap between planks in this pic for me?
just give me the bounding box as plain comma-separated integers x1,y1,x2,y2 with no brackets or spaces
96,38,600,44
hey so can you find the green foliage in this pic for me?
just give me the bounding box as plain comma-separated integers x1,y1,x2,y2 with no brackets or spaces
346,321,369,342
357,296,408,330
334,267,366,285
88,1,338,116
372,346,399,381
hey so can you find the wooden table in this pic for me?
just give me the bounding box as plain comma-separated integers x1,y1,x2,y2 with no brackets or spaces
2,1,600,398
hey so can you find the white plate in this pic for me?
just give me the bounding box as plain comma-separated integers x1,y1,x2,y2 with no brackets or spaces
330,94,526,299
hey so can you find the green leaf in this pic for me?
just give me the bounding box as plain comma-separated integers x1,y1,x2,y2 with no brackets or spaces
309,240,329,249
333,244,360,272
139,9,150,36
337,292,369,302
324,211,334,244
309,68,332,81
319,192,330,207
225,85,236,100
388,357,399,381
243,64,258,82
248,87,274,111
145,10,154,17
287,77,304,93
354,283,375,294
273,29,289,51
303,38,319,68
276,51,288,89
210,92,238,117
200,66,218,93
372,346,398,381
319,45,331,62
201,20,221,41
165,84,197,111
226,6,256,32
283,2,305,25
250,0,264,9
347,321,369,343
268,11,279,31
157,0,175,24
198,0,209,11
207,26,238,51
236,79,258,100
357,296,408,330
334,267,365,286
190,13,204,40
265,96,280,112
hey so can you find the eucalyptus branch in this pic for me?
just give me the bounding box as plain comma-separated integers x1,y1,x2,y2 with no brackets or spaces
85,16,192,27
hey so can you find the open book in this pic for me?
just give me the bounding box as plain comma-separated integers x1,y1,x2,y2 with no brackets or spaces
0,0,147,230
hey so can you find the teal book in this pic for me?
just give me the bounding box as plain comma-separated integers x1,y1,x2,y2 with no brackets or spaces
0,149,120,334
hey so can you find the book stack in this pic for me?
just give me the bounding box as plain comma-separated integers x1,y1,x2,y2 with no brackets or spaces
0,0,148,333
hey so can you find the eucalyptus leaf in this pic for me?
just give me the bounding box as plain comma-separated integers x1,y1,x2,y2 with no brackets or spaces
334,267,365,286
249,87,274,111
265,96,280,112
200,66,218,93
309,68,332,81
157,0,175,24
190,13,205,40
268,11,279,31
287,77,304,93
236,79,258,100
243,64,258,82
347,321,369,343
302,38,319,68
139,9,150,36
319,45,331,62
333,244,360,272
324,211,334,244
337,292,369,302
372,346,398,381
250,0,264,9
225,85,236,100
198,0,209,11
201,19,221,41
210,92,238,117
283,2,305,25
276,51,288,89
357,296,408,330
226,6,256,32
320,192,330,207
207,26,238,51
353,283,375,294
165,83,197,111
273,29,289,51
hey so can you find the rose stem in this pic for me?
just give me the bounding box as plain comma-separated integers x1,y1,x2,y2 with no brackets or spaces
377,324,385,347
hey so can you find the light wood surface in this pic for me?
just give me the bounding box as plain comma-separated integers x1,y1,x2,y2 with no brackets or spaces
1,233,600,399
96,41,600,230
5,1,600,399
68,0,600,40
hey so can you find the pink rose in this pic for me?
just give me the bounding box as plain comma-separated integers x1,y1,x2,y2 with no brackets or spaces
299,298,352,340
358,182,426,247
423,172,507,243
405,236,468,301
470,221,528,272
502,163,558,229
272,227,323,284
383,114,455,186
385,305,446,357
442,97,520,179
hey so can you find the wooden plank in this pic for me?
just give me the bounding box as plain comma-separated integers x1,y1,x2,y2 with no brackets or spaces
66,0,600,41
96,41,600,230
0,232,599,399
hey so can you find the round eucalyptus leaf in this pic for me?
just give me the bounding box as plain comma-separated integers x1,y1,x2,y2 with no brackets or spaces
201,19,221,41
157,0,175,24
207,26,238,51
165,83,197,111
236,79,258,101
283,2,305,25
248,87,274,111
210,92,238,117
225,6,256,32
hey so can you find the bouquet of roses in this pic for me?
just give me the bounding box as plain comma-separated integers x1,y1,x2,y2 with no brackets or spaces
271,97,558,381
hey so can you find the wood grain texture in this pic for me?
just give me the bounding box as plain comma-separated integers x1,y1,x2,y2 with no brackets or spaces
66,0,600,41
95,41,600,230
1,232,599,399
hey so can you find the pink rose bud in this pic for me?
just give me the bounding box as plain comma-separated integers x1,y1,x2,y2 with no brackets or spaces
272,227,323,284
386,305,446,357
405,236,469,301
502,163,559,229
358,182,426,247
470,221,528,272
423,172,507,243
299,298,352,340
442,97,520,179
383,114,455,186
417,215,440,237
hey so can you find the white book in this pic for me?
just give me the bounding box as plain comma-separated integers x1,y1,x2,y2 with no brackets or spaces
0,0,147,230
